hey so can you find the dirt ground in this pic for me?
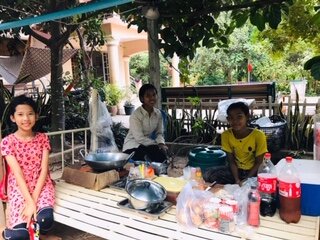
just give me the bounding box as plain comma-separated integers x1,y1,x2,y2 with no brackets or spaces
50,222,104,240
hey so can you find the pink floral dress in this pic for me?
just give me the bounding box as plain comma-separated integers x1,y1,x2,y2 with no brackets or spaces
0,133,55,228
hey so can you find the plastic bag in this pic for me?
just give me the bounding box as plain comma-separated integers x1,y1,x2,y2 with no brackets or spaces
176,181,214,228
88,94,118,152
217,99,255,123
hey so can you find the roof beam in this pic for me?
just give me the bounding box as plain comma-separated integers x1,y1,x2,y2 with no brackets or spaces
0,0,132,31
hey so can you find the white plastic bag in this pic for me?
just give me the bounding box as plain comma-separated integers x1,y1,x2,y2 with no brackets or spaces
88,94,118,152
217,99,255,123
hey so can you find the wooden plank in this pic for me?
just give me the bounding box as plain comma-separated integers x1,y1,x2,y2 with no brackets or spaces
54,206,170,240
54,181,319,240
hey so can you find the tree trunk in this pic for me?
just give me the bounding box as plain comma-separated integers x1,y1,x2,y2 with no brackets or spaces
50,21,65,150
147,18,161,108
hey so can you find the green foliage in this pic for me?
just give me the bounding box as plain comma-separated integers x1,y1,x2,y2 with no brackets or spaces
82,16,105,48
277,81,290,94
129,52,170,86
65,91,88,130
103,84,123,106
279,93,313,151
0,0,108,134
187,96,201,107
116,1,293,59
111,122,129,150
164,99,218,144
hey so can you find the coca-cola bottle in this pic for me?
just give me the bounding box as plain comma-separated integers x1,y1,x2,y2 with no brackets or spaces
247,185,261,227
257,152,277,217
278,156,301,223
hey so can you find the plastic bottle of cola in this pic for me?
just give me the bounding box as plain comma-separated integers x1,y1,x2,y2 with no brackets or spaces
278,156,301,223
257,152,277,217
247,185,261,227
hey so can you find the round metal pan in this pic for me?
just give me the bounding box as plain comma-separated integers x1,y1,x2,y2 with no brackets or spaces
80,150,134,172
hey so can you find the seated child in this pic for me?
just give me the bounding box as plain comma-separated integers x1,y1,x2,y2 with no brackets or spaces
123,84,168,163
204,102,268,185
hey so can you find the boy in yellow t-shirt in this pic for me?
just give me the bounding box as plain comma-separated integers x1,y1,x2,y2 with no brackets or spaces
204,102,268,186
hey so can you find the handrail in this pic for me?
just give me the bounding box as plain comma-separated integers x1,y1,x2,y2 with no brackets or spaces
47,127,90,170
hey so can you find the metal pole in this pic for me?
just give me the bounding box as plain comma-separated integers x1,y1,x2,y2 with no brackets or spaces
247,59,250,83
90,89,99,152
146,13,161,108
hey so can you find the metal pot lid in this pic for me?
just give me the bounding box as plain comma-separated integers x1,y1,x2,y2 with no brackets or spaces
126,179,166,203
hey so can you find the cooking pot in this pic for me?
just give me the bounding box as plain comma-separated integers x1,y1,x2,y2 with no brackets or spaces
188,146,226,172
80,149,134,172
126,179,167,210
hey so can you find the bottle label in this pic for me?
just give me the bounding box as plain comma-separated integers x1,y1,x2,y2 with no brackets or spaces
248,201,260,227
278,180,301,198
258,175,277,193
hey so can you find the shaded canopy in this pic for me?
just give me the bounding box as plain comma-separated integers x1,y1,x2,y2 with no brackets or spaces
15,47,78,84
0,47,78,85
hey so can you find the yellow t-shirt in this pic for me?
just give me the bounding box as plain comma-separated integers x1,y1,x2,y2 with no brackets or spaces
221,128,268,170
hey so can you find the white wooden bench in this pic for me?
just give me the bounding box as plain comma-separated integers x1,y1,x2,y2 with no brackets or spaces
54,181,319,240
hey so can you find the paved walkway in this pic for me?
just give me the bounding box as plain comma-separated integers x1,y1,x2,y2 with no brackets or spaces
112,114,130,128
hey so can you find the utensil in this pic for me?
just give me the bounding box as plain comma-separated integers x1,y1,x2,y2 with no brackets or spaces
80,149,134,171
125,179,167,210
133,160,168,176
205,181,217,191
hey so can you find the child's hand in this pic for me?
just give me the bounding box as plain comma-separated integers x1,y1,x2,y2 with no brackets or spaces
158,143,168,153
21,200,37,227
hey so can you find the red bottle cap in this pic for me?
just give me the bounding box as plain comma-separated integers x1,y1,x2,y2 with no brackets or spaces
285,156,293,163
265,152,271,158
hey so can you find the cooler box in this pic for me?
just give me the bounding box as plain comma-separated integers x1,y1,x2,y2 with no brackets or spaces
276,159,320,216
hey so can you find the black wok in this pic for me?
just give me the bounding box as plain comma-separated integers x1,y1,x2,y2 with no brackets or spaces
80,150,134,172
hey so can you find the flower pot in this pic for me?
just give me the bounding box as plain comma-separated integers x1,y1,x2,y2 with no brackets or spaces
124,105,135,115
107,105,118,116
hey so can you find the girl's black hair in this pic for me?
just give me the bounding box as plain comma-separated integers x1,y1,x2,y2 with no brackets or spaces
138,83,157,103
227,101,249,116
9,95,38,116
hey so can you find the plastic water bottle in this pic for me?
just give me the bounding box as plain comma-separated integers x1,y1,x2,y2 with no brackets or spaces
247,185,261,227
257,152,277,217
278,156,301,223
29,220,40,240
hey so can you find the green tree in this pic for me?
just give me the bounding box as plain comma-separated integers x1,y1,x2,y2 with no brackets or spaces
116,0,293,59
0,1,107,146
129,52,170,87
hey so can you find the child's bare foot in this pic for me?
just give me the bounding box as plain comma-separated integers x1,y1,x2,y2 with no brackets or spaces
40,234,62,240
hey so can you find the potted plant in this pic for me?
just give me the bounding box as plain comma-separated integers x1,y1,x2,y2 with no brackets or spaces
124,100,135,115
123,87,135,115
103,84,123,116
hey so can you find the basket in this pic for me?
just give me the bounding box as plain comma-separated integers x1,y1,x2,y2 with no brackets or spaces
250,115,287,153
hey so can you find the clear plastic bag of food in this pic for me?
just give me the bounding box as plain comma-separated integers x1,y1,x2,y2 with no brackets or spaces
176,181,214,228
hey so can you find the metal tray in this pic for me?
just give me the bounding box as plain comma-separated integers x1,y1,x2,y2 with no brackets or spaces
117,198,173,220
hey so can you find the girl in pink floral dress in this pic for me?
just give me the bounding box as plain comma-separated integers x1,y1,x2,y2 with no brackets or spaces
0,95,60,240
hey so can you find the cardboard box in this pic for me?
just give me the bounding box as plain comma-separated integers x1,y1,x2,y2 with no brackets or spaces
276,159,320,216
62,166,120,191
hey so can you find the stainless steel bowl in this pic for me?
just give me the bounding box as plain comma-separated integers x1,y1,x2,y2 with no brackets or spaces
126,179,167,210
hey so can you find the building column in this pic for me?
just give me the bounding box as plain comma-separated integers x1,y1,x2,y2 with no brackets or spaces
171,53,180,87
106,39,120,85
